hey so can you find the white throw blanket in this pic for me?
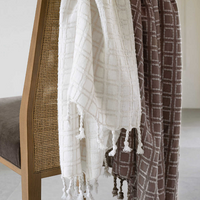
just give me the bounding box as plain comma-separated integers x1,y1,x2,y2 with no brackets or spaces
58,0,144,199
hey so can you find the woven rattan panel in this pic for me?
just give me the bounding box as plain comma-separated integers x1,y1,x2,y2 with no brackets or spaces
33,0,61,172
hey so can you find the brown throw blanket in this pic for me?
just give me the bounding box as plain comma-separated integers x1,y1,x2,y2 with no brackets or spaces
106,0,182,199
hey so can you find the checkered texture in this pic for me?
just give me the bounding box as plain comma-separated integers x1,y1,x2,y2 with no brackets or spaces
66,0,141,131
107,0,183,199
58,0,141,195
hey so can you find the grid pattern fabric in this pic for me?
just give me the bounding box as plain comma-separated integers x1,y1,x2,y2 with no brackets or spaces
58,0,141,181
107,0,183,199
33,0,61,172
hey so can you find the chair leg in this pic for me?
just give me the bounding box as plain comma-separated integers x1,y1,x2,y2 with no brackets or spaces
21,172,41,200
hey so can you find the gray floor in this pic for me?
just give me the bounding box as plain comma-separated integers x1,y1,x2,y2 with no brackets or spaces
0,109,199,200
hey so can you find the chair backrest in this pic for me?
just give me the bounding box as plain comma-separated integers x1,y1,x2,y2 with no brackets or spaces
20,0,61,174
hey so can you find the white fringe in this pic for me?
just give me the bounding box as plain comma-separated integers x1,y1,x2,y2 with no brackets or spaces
66,178,73,200
136,128,144,154
61,174,98,200
71,103,143,156
77,176,84,200
86,180,94,200
61,176,73,200
123,129,133,153
61,175,68,200
109,130,118,156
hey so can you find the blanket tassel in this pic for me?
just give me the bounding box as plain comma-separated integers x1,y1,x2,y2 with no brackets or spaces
136,128,144,154
86,181,94,200
109,130,117,156
66,178,73,200
61,175,68,200
118,178,124,199
112,175,118,197
77,176,84,200
123,129,132,152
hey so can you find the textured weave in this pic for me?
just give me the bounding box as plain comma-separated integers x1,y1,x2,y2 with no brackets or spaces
58,0,143,199
33,0,60,172
106,0,183,199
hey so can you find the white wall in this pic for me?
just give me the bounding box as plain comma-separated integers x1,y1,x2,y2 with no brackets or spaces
0,0,37,98
0,0,199,108
177,0,200,108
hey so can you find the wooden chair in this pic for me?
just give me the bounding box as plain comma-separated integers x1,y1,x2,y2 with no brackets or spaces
0,0,63,199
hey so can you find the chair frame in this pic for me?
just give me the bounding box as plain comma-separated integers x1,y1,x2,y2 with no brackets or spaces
0,0,61,199
0,0,87,199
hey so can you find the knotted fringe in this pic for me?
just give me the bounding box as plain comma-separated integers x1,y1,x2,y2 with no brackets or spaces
109,130,118,156
86,180,94,200
109,127,140,156
112,175,124,199
77,176,84,200
69,178,74,199
61,176,74,200
112,175,118,197
136,128,144,154
66,103,86,140
118,178,124,199
103,156,111,177
61,174,98,200
127,182,131,199
123,129,132,153
61,175,68,199
68,102,143,155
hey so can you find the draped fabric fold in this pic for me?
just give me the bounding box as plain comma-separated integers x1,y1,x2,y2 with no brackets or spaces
58,0,143,199
106,0,183,199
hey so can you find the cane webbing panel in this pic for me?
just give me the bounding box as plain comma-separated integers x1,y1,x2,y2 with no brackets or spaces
33,0,61,172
